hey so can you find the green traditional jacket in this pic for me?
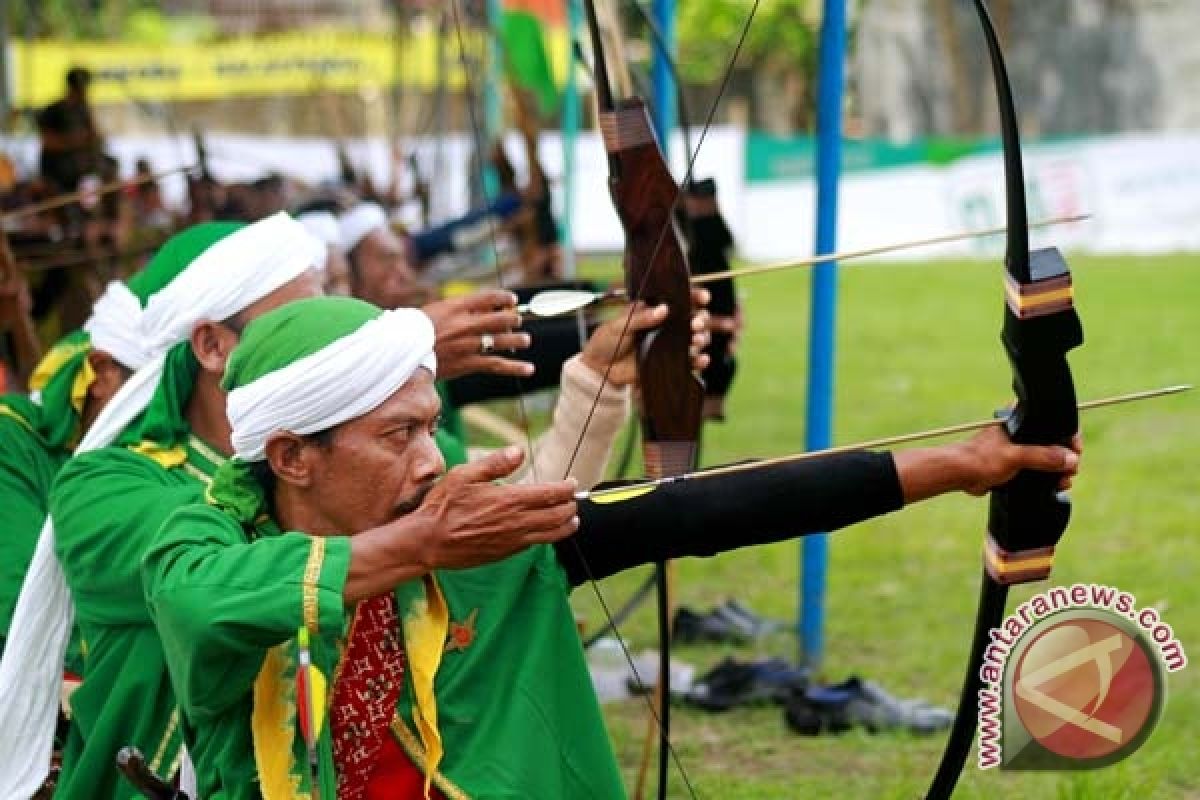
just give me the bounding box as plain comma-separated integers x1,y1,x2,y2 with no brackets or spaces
0,398,69,654
51,434,226,800
0,330,93,656
144,436,625,800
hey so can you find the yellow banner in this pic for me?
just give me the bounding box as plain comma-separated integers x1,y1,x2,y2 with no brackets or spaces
11,29,568,107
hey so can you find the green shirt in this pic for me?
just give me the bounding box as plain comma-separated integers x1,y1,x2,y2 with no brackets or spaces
144,505,351,799
0,400,68,652
51,435,225,800
145,440,625,800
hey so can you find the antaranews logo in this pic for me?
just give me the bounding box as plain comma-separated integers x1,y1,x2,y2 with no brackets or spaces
977,583,1186,771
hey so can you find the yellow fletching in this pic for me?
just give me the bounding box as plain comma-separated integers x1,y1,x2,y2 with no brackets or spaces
308,664,327,735
587,484,659,504
441,280,477,298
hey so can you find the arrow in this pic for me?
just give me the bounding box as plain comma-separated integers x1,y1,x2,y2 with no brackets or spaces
691,212,1090,285
1,165,197,223
19,239,170,274
577,384,1190,502
518,214,1090,318
516,287,625,317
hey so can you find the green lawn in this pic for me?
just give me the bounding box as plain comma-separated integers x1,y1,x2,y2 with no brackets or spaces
558,253,1199,798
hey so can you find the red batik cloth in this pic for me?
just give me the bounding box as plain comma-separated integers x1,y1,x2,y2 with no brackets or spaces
332,594,438,799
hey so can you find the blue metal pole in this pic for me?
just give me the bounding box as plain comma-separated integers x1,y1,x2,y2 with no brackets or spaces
560,0,582,278
649,0,677,154
801,0,848,668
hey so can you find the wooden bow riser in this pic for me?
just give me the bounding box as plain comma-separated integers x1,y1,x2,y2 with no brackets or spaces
600,100,704,478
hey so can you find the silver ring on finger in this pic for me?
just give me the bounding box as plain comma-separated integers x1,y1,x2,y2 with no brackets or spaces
480,333,495,355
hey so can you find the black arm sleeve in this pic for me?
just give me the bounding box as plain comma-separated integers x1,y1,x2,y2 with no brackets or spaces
444,281,599,405
555,451,904,588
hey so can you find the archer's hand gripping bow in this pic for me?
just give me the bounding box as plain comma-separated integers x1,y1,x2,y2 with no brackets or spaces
926,2,1084,797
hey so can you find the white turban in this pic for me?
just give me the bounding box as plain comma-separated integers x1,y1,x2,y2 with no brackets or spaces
296,211,342,262
338,202,388,255
84,281,153,371
228,307,436,462
0,211,325,797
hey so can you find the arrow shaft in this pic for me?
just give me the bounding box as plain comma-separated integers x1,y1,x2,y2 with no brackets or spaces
691,213,1090,286
522,214,1091,319
1,165,196,223
578,384,1189,500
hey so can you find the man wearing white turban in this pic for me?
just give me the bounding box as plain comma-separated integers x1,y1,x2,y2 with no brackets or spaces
144,296,1080,799
339,201,428,309
0,274,164,661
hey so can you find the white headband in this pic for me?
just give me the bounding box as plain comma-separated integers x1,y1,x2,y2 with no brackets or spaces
141,211,325,353
228,308,437,462
84,281,152,371
338,202,388,255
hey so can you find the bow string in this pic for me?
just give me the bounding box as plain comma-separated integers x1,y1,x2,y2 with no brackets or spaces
450,1,757,797
582,4,701,797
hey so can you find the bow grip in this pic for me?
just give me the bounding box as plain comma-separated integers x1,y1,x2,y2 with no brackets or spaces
985,247,1083,585
600,99,704,478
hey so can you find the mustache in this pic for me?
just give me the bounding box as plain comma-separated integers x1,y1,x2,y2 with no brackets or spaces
392,480,436,517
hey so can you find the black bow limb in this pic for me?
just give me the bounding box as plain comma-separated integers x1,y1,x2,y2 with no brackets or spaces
925,2,1083,797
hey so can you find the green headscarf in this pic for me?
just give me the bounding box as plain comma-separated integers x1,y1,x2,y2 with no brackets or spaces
221,296,381,391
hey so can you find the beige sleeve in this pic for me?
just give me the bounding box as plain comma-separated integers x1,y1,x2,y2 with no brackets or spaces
511,354,631,488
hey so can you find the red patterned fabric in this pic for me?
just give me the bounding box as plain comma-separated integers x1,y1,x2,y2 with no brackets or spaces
331,594,414,799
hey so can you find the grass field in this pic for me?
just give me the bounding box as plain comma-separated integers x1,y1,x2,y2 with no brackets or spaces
556,252,1199,798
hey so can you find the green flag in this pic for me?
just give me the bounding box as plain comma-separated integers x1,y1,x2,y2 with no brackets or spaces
500,10,559,116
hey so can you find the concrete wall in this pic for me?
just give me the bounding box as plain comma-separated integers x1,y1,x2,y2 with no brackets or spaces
855,0,1200,138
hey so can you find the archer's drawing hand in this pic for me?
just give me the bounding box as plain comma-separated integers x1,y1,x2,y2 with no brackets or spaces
424,289,532,380
415,446,579,569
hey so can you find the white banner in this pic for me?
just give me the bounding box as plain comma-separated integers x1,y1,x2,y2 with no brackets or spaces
3,129,1198,261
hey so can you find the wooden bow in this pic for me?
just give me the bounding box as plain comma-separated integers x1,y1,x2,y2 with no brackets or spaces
628,0,741,421
582,2,704,797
